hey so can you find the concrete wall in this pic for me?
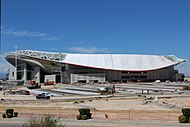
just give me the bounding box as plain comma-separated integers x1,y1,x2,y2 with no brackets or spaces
147,66,175,81
185,77,190,82
175,73,185,81
8,63,27,82
8,68,16,81
44,75,56,83
67,64,177,83
106,70,121,81
70,73,105,84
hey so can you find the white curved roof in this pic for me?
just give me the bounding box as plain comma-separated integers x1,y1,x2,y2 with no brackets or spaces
6,50,186,71
62,54,185,71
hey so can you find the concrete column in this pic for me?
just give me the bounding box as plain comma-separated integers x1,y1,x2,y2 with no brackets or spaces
23,64,27,82
15,67,17,81
22,63,27,82
35,67,40,83
60,63,63,83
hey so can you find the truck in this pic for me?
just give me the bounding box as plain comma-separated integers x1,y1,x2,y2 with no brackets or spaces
27,80,41,89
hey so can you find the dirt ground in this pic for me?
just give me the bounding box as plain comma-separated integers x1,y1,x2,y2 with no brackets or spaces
0,84,190,122
0,95,183,121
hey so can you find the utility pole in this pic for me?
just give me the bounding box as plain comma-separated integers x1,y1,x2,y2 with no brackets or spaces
15,45,17,81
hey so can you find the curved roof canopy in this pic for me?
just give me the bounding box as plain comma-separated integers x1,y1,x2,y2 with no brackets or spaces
6,50,186,71
63,54,186,71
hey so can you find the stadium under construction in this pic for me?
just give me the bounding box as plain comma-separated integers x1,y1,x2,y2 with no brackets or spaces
5,50,186,84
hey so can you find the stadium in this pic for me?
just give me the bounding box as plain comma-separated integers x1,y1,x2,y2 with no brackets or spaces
5,50,186,84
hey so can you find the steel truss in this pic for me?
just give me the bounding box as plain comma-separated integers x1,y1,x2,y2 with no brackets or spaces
7,50,66,61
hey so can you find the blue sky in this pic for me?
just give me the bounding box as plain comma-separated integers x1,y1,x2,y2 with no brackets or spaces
0,0,190,76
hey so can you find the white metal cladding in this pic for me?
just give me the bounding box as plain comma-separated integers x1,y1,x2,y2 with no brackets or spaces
62,54,186,71
6,50,186,71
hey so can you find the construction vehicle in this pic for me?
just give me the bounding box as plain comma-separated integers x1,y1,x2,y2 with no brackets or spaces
97,85,116,95
27,80,41,89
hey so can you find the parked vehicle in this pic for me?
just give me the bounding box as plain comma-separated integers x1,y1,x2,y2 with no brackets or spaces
44,81,54,85
44,92,52,97
36,92,50,99
97,86,115,95
27,80,41,89
24,90,30,95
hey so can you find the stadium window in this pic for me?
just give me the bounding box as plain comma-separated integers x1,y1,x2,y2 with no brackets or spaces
62,66,65,71
77,80,86,83
140,76,147,79
121,76,130,79
131,72,141,74
131,76,139,79
94,80,98,83
121,71,130,74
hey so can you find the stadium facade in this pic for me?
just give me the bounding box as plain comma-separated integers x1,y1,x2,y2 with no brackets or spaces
5,50,186,84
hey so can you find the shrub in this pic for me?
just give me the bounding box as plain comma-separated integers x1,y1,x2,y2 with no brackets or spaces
2,113,6,118
178,115,189,123
73,101,78,104
6,109,14,114
79,108,90,115
23,114,64,127
183,86,190,90
182,108,190,118
6,109,14,118
14,112,18,117
7,113,13,118
76,115,82,120
77,108,92,120
81,115,88,120
87,113,92,119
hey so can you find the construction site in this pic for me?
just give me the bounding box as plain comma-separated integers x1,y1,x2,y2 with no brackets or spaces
0,80,190,127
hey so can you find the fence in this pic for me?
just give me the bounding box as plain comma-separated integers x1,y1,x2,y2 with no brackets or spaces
0,106,181,121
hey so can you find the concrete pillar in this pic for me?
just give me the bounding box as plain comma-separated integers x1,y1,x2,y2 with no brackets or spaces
35,67,40,83
60,63,63,83
21,63,27,82
15,67,17,81
23,64,27,82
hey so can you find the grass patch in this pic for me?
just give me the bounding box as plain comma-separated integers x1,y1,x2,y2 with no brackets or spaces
23,114,64,127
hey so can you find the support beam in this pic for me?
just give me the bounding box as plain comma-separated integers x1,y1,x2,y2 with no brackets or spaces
22,63,27,82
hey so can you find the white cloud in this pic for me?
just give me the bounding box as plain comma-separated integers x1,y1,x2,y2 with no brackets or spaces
69,46,110,53
0,55,13,73
42,36,61,41
2,28,61,41
3,28,46,37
